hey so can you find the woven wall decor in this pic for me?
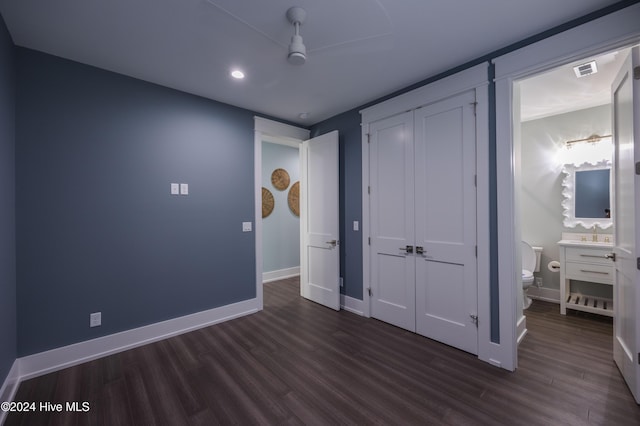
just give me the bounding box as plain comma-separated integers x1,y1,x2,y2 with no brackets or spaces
288,181,300,217
262,187,275,218
271,168,290,191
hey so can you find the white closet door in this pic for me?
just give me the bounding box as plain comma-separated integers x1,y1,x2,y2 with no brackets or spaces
369,111,416,331
414,90,478,354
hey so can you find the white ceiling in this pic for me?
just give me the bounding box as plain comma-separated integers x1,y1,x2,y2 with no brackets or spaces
0,0,622,125
519,48,630,122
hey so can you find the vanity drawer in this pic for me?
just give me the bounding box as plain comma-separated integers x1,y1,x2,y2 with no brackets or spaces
565,261,613,284
565,247,613,265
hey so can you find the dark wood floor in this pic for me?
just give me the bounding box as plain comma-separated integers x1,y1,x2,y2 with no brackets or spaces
6,278,640,425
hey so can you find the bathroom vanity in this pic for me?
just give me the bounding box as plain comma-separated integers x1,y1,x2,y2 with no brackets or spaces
558,238,615,317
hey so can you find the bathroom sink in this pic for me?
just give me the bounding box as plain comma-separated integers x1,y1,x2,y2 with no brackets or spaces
558,239,613,247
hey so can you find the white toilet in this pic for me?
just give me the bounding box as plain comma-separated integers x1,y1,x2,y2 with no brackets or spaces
522,241,543,310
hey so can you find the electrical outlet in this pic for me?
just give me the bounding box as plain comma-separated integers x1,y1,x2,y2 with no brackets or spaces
340,277,344,287
242,222,252,232
535,277,543,287
90,312,101,328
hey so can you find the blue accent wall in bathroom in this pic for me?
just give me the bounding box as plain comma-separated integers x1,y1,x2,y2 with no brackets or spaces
15,48,258,356
0,13,16,385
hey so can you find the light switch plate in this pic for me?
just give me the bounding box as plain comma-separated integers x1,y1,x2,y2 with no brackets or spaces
170,183,179,195
90,312,101,328
353,221,359,231
180,183,189,195
242,222,252,232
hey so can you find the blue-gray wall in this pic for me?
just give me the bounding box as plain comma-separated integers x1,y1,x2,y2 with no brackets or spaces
310,109,362,299
262,142,300,273
0,13,16,385
4,0,634,361
16,48,257,356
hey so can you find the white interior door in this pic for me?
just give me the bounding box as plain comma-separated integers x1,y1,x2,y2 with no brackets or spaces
369,111,416,331
300,131,340,310
414,90,478,354
612,46,640,403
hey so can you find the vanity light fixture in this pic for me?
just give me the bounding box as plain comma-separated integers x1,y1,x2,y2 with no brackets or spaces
560,134,613,168
230,69,245,79
565,134,612,148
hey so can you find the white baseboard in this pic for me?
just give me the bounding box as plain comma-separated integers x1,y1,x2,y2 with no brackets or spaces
527,287,560,304
262,266,300,283
340,294,364,316
516,315,527,345
0,360,20,425
18,298,259,381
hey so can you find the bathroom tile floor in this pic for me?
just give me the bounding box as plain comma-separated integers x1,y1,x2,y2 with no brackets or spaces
5,280,640,425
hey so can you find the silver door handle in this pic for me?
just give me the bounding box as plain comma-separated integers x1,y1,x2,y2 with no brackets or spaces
416,246,426,255
326,240,337,247
400,245,414,254
605,253,616,261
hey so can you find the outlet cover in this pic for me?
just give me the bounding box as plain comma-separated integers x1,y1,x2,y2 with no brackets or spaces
242,222,252,232
90,312,101,328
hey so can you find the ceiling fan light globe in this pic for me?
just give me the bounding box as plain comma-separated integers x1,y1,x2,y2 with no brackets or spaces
288,34,306,65
288,51,306,65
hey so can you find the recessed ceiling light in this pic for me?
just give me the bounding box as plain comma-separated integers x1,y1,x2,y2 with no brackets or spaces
231,70,245,79
298,112,309,119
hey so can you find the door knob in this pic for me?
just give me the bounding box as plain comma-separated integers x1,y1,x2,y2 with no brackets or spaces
399,245,414,254
416,246,426,255
605,252,616,261
326,240,337,247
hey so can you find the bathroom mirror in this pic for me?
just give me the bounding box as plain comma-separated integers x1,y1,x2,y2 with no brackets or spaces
561,160,612,229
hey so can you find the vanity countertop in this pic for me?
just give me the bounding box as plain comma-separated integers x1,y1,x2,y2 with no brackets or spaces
557,239,613,248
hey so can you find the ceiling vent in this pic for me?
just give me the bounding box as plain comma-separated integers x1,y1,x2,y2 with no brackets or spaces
573,61,598,78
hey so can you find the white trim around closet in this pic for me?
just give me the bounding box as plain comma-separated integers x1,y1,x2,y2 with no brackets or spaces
360,63,497,368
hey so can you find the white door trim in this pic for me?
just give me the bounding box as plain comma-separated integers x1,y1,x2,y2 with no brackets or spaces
361,63,493,366
254,117,309,310
492,3,640,371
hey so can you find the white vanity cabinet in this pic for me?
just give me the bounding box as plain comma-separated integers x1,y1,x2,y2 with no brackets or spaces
558,240,615,317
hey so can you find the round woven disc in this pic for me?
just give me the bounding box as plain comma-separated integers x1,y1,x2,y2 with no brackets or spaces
271,168,290,191
288,181,300,217
262,187,275,218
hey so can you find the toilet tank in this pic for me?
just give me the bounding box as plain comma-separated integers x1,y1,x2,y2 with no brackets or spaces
532,246,543,272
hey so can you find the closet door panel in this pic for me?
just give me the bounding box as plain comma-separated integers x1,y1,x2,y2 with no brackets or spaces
414,90,478,354
369,111,416,332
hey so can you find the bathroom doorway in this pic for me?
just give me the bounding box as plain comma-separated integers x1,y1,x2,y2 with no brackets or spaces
515,48,626,332
511,43,640,402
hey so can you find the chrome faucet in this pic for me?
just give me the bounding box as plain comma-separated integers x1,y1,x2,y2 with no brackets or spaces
592,224,599,242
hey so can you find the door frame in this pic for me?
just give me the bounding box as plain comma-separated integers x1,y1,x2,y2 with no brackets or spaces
254,117,309,310
360,63,493,365
493,3,640,371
